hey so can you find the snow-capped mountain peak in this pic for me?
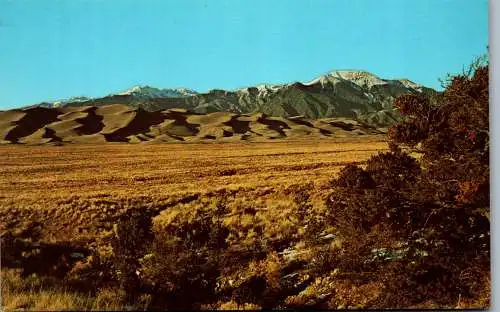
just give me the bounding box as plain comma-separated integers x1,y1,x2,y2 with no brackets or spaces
329,70,387,88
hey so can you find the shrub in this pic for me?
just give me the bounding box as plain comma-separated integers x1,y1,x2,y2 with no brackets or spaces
140,199,230,309
110,207,154,303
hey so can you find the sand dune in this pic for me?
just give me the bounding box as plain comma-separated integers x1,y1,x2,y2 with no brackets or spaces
0,104,385,144
0,107,60,143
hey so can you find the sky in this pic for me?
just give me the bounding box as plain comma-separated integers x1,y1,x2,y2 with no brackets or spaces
0,0,489,109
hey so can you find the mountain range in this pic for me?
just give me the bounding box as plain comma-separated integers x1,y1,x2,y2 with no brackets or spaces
32,70,438,127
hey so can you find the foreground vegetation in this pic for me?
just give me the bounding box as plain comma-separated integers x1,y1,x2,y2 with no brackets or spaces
1,64,489,310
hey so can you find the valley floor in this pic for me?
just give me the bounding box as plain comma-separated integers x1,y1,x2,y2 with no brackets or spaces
1,137,387,240
9,137,463,310
0,137,386,202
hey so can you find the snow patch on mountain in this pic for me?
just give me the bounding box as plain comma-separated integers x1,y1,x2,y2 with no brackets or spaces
236,83,283,98
117,85,198,98
304,74,342,87
395,79,424,91
52,96,91,107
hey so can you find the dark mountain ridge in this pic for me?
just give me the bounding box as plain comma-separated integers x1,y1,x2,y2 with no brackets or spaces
25,70,439,127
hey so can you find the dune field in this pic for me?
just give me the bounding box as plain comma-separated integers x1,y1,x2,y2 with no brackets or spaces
0,104,384,145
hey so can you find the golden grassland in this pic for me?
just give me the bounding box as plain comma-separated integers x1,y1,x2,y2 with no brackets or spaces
0,137,386,200
1,137,386,241
0,137,388,310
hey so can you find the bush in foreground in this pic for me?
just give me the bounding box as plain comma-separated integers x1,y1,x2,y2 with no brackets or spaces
324,61,490,307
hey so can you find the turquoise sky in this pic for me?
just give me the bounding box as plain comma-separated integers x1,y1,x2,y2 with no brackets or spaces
0,0,488,109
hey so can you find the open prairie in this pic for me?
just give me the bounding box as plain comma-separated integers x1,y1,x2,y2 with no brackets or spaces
0,138,386,241
0,138,387,197
1,137,392,310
